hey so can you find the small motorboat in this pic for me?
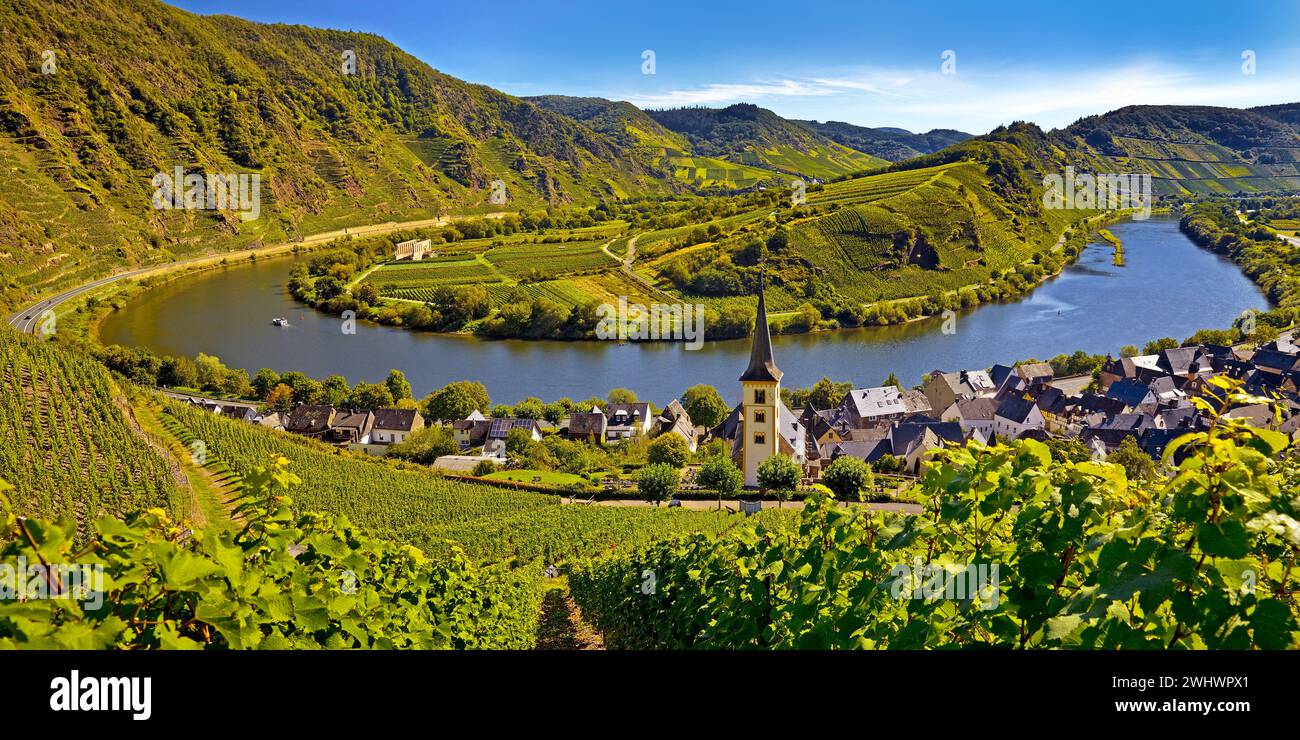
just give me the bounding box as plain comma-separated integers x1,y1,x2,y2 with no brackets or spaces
271,317,289,327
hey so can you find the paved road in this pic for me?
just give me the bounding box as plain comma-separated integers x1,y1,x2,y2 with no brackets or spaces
6,211,508,335
580,498,923,515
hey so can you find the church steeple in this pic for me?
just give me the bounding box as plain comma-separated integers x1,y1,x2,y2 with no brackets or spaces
739,270,782,382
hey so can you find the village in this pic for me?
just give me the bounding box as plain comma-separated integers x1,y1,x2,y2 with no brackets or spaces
173,278,1300,502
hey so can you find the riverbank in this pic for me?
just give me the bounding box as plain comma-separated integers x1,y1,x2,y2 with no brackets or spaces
96,215,1268,403
6,211,512,341
281,210,1151,345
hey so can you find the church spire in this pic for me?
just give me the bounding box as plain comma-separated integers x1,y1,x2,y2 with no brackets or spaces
739,269,782,382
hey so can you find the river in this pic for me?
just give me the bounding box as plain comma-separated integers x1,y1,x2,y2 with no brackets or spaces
100,217,1269,404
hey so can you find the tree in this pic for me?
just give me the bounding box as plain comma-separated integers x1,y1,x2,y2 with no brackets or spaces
221,368,252,397
647,434,690,469
386,426,457,464
158,356,198,388
194,353,228,392
1143,337,1179,355
757,454,801,507
696,455,743,510
513,397,544,420
1108,435,1156,481
353,282,379,305
346,382,394,411
681,384,729,429
882,372,902,391
637,463,679,506
821,456,874,502
785,377,850,410
608,388,638,404
320,375,350,406
264,384,294,412
542,400,572,425
252,368,281,399
385,369,412,402
314,276,344,301
1119,345,1140,359
471,459,498,477
422,380,490,422
505,427,534,457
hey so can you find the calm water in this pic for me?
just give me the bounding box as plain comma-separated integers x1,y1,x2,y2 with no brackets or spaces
101,218,1268,404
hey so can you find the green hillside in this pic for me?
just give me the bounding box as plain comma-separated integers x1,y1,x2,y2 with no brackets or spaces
644,122,1096,321
0,0,674,306
1057,104,1300,195
795,120,972,161
647,103,888,180
532,96,884,190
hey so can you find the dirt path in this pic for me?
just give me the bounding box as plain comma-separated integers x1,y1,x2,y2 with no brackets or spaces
535,585,605,650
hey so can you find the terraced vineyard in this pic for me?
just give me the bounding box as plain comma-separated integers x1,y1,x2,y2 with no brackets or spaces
652,147,779,189
158,397,787,567
789,161,1083,303
161,400,558,532
487,239,618,278
0,331,182,532
406,505,800,564
809,165,951,206
362,238,620,306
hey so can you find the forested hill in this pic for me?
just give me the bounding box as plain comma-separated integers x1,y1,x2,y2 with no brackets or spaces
0,0,675,303
1053,104,1300,194
646,103,887,177
794,120,972,162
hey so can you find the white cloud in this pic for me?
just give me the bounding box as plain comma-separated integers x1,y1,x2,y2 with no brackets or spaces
611,59,1300,132
623,79,840,108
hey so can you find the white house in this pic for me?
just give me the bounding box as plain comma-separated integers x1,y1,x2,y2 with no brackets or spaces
942,397,998,440
992,396,1045,440
605,402,653,440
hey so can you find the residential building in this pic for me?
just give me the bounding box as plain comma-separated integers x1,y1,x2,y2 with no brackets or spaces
371,408,425,444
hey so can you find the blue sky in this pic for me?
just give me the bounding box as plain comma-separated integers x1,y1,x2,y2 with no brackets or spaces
172,0,1300,134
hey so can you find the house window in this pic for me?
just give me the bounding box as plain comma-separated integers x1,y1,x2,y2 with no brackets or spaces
754,411,766,424
754,433,766,445
754,389,766,404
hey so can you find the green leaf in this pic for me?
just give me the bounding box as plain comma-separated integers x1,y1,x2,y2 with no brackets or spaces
1197,521,1250,558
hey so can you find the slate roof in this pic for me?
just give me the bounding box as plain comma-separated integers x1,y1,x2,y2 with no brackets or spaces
1106,379,1156,408
950,397,998,421
1016,362,1055,383
372,408,422,432
285,405,335,435
995,395,1039,424
843,386,905,420
606,402,652,428
739,274,782,382
568,410,608,438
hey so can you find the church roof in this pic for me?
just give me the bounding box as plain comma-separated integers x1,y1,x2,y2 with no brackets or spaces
739,273,782,382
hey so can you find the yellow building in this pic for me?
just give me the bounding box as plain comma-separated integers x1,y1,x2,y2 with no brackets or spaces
731,275,807,487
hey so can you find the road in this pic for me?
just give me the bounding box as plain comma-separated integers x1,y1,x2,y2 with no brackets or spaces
5,211,508,335
601,233,681,304
579,498,923,514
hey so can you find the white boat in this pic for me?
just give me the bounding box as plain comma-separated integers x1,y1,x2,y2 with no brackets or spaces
271,317,289,327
